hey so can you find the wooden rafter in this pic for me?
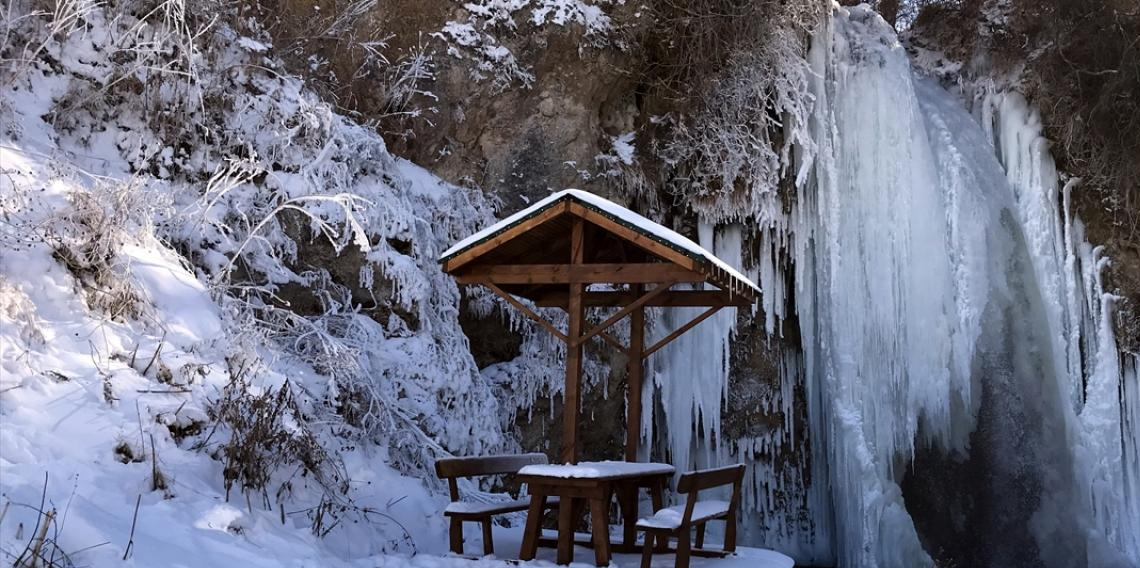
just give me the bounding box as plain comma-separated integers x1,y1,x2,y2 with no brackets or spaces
596,331,626,354
454,263,705,285
534,290,752,308
485,283,568,343
643,305,725,358
441,201,571,272
566,203,700,273
576,282,676,347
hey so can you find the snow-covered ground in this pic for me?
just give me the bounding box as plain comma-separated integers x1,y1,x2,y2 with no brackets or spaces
1,3,489,566
0,125,448,568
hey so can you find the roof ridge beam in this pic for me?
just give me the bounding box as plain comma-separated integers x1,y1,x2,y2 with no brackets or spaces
454,263,706,285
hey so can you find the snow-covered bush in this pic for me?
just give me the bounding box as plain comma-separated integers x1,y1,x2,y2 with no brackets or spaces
655,10,821,224
1,0,515,554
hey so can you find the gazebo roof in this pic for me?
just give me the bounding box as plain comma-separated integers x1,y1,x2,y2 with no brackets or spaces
440,189,759,304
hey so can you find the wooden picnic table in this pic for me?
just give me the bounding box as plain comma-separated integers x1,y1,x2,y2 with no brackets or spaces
516,461,675,566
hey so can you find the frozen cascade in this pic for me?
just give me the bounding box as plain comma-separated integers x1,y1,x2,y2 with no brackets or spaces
627,6,1137,567
646,223,744,473
769,5,1140,567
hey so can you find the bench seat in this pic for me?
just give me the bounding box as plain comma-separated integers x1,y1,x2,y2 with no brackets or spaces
435,453,557,557
636,500,730,530
636,464,745,568
444,496,560,517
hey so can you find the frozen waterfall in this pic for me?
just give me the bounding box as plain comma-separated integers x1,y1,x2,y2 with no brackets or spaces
636,5,1139,568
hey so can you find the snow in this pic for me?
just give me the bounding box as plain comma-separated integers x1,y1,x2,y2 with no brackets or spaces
120,244,224,345
445,498,532,515
376,526,795,568
439,189,760,294
517,461,674,479
635,501,730,529
611,132,636,165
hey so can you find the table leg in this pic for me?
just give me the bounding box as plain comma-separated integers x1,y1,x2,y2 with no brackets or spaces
650,477,664,511
650,478,667,552
557,495,575,565
519,490,547,561
620,484,639,551
589,496,612,566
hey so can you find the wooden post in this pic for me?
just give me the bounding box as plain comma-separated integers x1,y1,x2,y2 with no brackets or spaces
625,284,645,462
562,218,585,465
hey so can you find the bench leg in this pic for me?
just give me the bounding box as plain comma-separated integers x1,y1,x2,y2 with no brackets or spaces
481,518,494,556
724,511,737,553
449,517,464,555
640,532,655,568
676,528,692,568
695,523,706,549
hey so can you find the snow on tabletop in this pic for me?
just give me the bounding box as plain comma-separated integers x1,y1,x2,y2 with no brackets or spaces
517,461,675,479
635,501,730,530
439,189,760,293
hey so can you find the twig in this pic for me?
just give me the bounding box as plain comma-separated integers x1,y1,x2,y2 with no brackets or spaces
150,434,161,492
136,399,145,449
13,472,48,567
27,509,55,565
141,333,165,376
123,494,141,560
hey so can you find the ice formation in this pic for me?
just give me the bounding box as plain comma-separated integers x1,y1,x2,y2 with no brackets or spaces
638,5,1139,567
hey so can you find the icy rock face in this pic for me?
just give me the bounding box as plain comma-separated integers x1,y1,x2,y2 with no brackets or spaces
647,4,1140,567
979,89,1140,565
765,5,1140,567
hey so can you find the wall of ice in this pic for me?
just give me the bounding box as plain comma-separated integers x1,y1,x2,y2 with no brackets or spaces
634,5,1139,567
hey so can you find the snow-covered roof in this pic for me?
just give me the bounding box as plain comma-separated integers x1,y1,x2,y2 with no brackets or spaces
439,189,759,293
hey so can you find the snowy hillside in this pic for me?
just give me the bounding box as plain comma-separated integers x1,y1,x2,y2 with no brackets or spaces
0,2,519,565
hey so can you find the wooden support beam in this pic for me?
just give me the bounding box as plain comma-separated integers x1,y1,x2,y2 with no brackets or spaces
534,290,752,308
625,285,646,463
643,305,725,358
441,202,570,272
596,331,627,354
563,218,585,465
567,203,701,273
484,282,568,343
575,282,676,347
454,263,706,285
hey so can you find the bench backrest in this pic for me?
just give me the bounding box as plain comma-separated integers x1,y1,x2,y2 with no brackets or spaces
677,464,745,494
434,453,549,479
434,453,549,501
675,464,746,533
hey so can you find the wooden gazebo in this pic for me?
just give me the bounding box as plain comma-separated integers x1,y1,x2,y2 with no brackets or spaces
441,190,759,464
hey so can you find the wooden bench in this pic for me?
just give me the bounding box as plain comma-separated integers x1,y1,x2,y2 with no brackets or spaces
635,464,745,568
435,453,559,556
